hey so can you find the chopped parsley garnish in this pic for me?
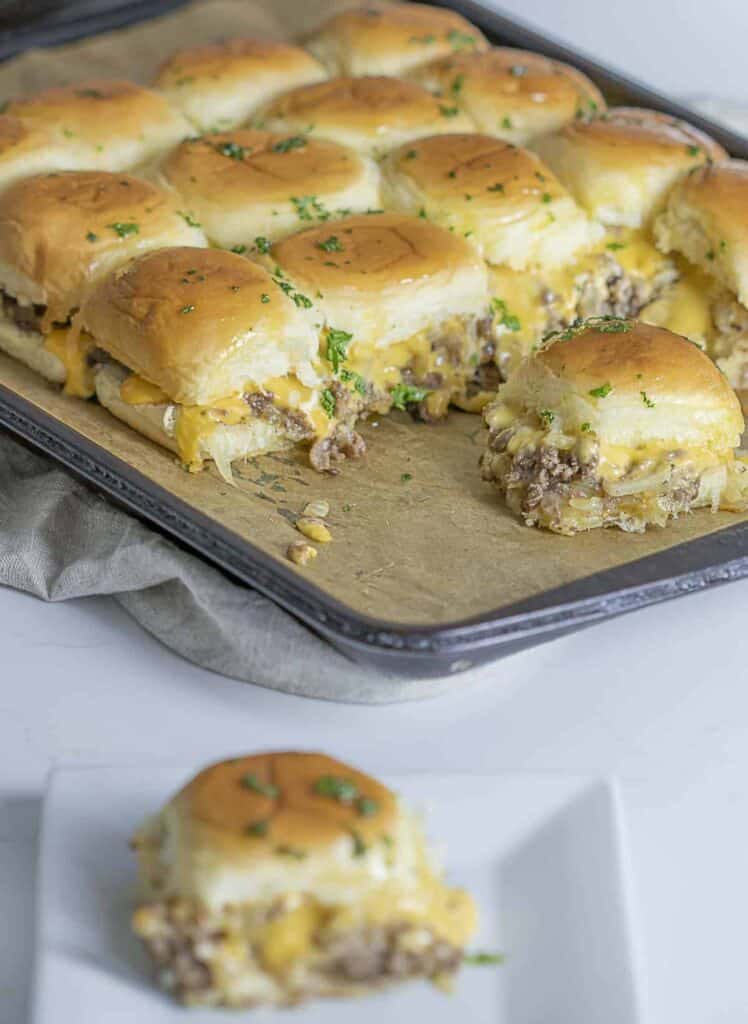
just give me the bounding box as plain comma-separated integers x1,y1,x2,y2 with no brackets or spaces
580,422,592,432
272,135,307,153
541,192,553,203
314,775,358,802
356,796,379,816
350,830,367,857
451,73,465,96
246,819,269,837
686,144,701,157
390,383,429,409
261,293,270,303
538,409,555,426
291,194,330,222
240,772,280,798
179,304,195,314
254,235,271,254
177,209,201,228
589,382,613,399
487,182,504,192
214,140,251,160
317,235,344,252
175,75,194,86
464,951,505,965
439,104,460,118
401,472,413,482
418,207,428,219
320,388,336,417
606,241,626,251
706,248,715,261
640,390,655,408
447,170,456,178
275,845,307,859
325,327,353,372
404,149,418,160
447,28,477,50
340,367,367,395
231,243,247,254
108,221,138,237
720,239,728,252
501,115,513,130
273,276,313,308
491,297,521,332
85,231,98,242
409,33,436,44
342,503,352,512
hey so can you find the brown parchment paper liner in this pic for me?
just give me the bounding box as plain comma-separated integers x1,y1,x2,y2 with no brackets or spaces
0,0,746,631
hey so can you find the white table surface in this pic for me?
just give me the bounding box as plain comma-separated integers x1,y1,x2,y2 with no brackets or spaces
4,2,748,1022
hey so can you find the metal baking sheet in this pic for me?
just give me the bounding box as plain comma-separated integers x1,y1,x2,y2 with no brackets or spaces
0,0,747,679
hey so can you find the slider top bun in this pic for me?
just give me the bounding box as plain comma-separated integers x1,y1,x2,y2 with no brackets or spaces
154,38,327,131
0,114,80,190
382,133,603,268
533,107,727,228
412,47,605,144
0,171,206,326
131,751,463,919
500,319,743,451
159,130,381,248
259,75,474,157
304,2,487,77
655,160,748,307
268,211,488,347
5,80,191,171
81,247,319,406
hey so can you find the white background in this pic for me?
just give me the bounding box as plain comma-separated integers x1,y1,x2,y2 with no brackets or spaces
3,1,748,1022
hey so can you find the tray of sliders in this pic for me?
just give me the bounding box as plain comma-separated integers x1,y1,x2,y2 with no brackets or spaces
1,0,748,679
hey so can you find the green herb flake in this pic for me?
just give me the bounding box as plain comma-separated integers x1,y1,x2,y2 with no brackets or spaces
314,775,358,802
606,241,626,251
706,248,716,261
447,28,477,50
291,194,330,222
451,73,465,96
487,182,504,192
350,830,367,857
231,243,247,254
541,192,553,204
317,235,344,252
342,503,352,512
177,210,201,228
439,104,460,118
108,221,139,238
404,148,418,160
254,235,271,254
240,772,280,799
85,231,98,243
580,422,592,432
326,327,353,372
246,819,270,837
640,390,655,408
409,33,436,44
501,115,513,131
589,382,613,399
356,796,379,817
687,144,701,157
275,845,307,860
214,140,251,160
538,409,555,426
261,293,270,303
418,207,428,219
320,388,336,418
491,297,521,332
179,304,195,314
272,135,307,153
401,472,413,482
464,951,505,966
340,367,367,395
390,383,429,409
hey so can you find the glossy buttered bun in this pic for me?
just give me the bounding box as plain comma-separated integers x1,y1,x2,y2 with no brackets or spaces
159,130,380,248
258,75,474,157
131,752,476,1008
5,80,192,172
533,107,727,228
481,319,747,534
381,134,603,267
154,38,327,132
0,115,82,191
412,47,605,144
655,160,748,307
304,2,487,77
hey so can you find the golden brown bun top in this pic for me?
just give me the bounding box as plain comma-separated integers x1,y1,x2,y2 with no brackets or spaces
271,210,479,292
155,37,323,88
307,2,487,62
551,106,726,167
175,752,397,854
0,171,204,323
540,318,738,403
162,130,364,203
82,247,298,398
5,79,185,144
416,46,604,116
261,74,462,131
388,133,569,212
0,113,54,155
667,160,748,246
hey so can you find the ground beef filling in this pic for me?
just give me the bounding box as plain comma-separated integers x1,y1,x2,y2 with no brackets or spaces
1,290,46,333
712,296,748,387
244,391,317,444
482,426,701,531
135,899,463,1007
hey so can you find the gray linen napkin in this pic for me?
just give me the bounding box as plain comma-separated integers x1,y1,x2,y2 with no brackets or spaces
0,432,496,702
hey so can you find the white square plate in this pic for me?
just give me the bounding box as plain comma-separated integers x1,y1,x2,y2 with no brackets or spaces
32,764,646,1024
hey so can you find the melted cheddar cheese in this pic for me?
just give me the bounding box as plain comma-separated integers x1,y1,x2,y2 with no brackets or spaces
43,328,95,399
640,260,715,345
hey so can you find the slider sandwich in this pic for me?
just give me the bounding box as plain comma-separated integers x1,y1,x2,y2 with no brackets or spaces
263,211,491,425
154,38,327,132
85,247,364,479
5,80,192,172
257,75,474,159
382,134,614,383
0,171,206,397
131,751,476,1008
410,47,605,144
159,130,381,249
481,319,748,534
654,160,748,391
304,1,487,77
